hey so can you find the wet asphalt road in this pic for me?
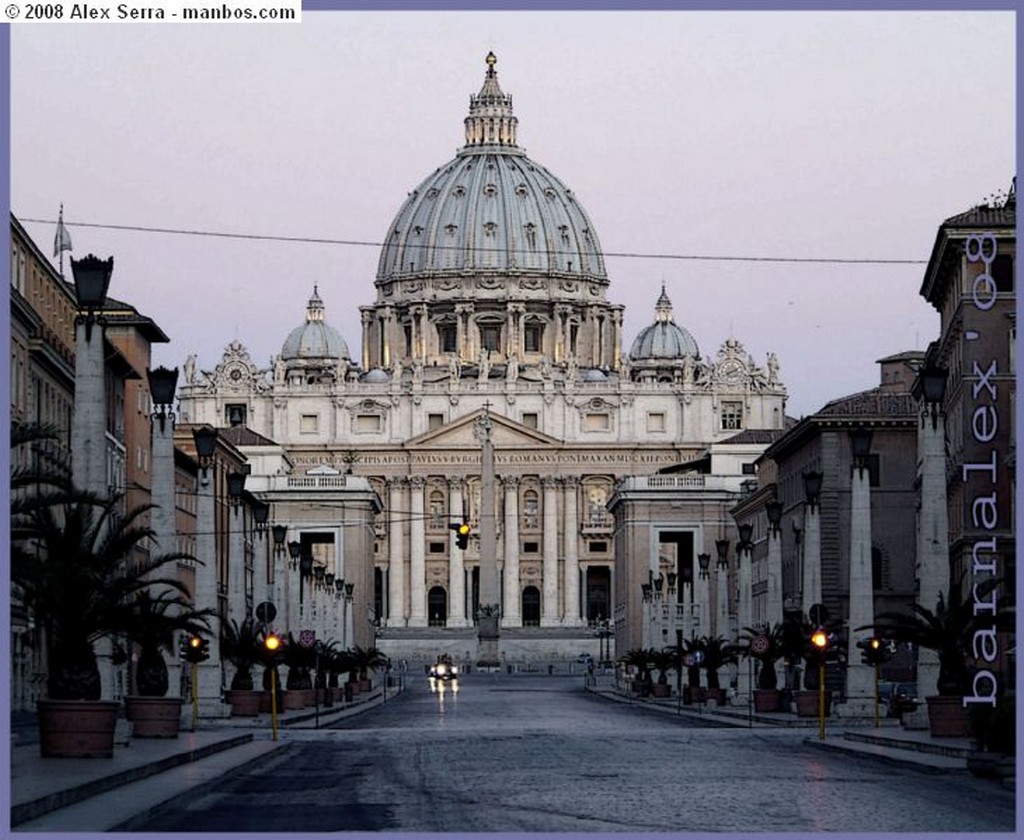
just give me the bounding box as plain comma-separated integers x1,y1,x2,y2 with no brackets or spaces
124,673,1015,833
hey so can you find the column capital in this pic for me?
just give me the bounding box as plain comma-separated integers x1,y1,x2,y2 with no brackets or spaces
386,476,408,490
408,475,426,490
507,302,527,316
447,476,464,492
454,303,476,316
540,475,561,489
562,475,580,488
500,475,521,490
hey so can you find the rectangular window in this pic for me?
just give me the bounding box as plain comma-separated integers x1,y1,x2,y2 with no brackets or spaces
523,541,539,554
721,401,743,430
588,541,608,553
480,324,501,352
404,324,413,357
300,414,319,434
428,413,444,431
524,324,542,353
647,412,666,432
439,324,457,353
992,255,1014,293
584,413,610,431
356,414,382,433
225,404,247,427
742,462,756,475
428,541,446,554
522,412,538,429
867,453,880,488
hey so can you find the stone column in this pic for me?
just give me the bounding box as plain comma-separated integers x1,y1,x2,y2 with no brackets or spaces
766,526,783,629
149,411,181,694
195,465,228,717
716,556,729,640
802,502,822,616
387,478,407,627
736,542,753,703
228,503,246,626
611,308,623,370
71,319,108,498
696,559,711,638
447,478,467,627
916,405,950,700
501,476,521,627
361,310,372,371
562,477,581,625
839,453,876,717
541,476,560,626
455,303,474,360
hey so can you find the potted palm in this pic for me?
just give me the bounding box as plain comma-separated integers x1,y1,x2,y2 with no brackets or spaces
699,636,738,706
283,633,316,708
741,623,785,712
350,645,388,692
868,579,1001,738
648,648,675,697
618,649,653,697
121,589,213,736
12,490,196,756
221,617,264,716
683,636,705,703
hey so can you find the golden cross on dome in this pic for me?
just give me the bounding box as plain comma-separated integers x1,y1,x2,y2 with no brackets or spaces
486,51,497,68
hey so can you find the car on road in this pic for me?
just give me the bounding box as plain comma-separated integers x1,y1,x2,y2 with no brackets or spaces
429,654,458,681
878,681,919,717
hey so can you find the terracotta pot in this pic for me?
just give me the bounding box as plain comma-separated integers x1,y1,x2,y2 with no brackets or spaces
705,688,726,706
225,689,262,717
283,690,306,710
753,689,780,713
358,679,372,693
927,695,971,737
260,690,284,713
795,690,830,718
124,696,182,738
37,699,120,757
691,687,708,704
651,683,671,698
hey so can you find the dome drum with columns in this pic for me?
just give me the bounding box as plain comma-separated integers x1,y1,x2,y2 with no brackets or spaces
177,54,788,662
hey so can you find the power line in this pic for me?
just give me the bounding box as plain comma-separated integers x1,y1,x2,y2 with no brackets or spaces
18,216,927,266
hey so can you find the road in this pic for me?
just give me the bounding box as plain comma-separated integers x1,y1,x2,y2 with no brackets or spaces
124,673,1015,833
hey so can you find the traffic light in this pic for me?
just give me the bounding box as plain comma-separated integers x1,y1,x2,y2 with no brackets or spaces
810,627,829,653
180,633,210,663
449,522,470,550
857,636,889,666
263,632,282,656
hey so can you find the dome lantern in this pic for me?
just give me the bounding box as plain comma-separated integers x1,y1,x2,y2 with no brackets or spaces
464,51,518,149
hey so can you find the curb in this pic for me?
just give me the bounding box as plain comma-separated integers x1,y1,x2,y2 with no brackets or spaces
802,736,966,774
11,732,255,827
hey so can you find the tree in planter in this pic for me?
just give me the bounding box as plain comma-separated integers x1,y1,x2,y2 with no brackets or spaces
349,645,389,686
682,635,704,693
647,648,676,693
283,633,316,691
698,635,739,693
12,492,198,701
221,617,264,692
618,649,654,694
740,623,786,691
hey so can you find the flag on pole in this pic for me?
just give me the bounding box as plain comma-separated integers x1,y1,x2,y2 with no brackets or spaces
53,204,73,258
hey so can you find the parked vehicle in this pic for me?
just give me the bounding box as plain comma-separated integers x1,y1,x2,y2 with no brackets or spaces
878,681,919,717
429,654,458,681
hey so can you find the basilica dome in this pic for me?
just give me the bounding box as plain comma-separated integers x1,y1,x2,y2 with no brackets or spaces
630,286,699,360
281,286,350,361
376,52,607,283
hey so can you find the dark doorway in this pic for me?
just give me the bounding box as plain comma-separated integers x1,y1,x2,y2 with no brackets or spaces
659,531,694,602
522,586,540,626
428,586,447,627
586,566,610,622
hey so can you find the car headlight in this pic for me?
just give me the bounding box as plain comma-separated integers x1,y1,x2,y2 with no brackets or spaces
451,666,458,674
436,665,447,675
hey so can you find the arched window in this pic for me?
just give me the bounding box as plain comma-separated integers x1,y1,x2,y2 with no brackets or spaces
522,490,539,530
429,490,446,529
428,587,448,627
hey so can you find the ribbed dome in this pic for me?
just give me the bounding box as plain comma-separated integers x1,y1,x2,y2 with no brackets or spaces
376,53,606,282
281,287,350,361
630,286,699,360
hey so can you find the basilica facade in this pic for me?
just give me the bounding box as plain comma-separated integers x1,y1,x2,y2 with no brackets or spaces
177,54,788,662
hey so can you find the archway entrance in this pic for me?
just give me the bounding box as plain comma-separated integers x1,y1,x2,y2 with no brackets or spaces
428,586,448,627
522,586,540,626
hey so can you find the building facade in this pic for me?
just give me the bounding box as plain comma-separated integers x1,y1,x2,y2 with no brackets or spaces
177,54,788,664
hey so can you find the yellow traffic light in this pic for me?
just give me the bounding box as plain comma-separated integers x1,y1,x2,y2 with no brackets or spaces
189,635,202,649
264,632,281,652
458,523,470,536
810,629,828,649
870,637,881,650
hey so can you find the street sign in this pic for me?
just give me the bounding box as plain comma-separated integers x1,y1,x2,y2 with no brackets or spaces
692,651,704,665
750,634,770,655
255,601,277,625
683,654,695,667
809,603,829,626
299,629,316,648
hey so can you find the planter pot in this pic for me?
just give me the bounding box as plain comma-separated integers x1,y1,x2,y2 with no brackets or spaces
705,688,726,707
38,699,120,758
259,690,285,713
302,688,316,706
795,690,831,718
283,689,306,710
691,687,708,704
124,696,182,738
927,695,971,737
358,679,372,693
753,689,781,713
225,689,262,717
651,683,671,698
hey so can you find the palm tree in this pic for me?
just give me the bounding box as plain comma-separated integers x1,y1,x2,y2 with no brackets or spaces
220,616,265,692
647,648,675,686
740,623,786,691
12,492,198,701
698,635,739,691
349,645,389,683
283,633,316,690
618,648,654,693
121,589,213,696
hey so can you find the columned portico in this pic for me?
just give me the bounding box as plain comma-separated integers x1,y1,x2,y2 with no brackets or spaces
448,477,468,627
541,476,560,626
502,476,521,627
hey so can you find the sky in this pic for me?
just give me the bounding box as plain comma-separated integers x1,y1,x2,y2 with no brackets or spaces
9,10,1016,419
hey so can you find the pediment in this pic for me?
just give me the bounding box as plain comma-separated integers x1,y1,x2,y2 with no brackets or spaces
406,409,562,449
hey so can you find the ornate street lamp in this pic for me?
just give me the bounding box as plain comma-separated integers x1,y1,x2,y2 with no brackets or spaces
344,583,354,601
697,553,711,579
287,541,301,568
849,427,873,474
715,539,729,569
71,254,114,340
252,501,270,531
325,572,334,588
227,471,247,507
335,577,345,599
146,366,179,433
802,471,823,511
765,501,783,536
737,523,754,552
192,425,218,474
271,524,287,551
641,583,652,603
666,572,678,594
913,364,948,430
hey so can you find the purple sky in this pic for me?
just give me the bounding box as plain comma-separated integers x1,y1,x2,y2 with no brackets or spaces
11,11,1015,418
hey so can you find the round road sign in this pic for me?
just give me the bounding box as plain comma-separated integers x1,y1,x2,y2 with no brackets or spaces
750,634,770,655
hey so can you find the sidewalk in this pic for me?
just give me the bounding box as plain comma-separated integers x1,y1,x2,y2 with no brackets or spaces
10,684,399,831
585,678,1014,785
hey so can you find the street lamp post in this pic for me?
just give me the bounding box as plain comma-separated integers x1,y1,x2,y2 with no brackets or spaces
192,425,225,717
736,523,754,704
226,470,248,626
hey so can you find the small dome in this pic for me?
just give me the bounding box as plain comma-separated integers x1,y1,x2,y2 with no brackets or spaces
629,285,699,360
281,286,350,361
361,368,391,383
581,368,607,382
